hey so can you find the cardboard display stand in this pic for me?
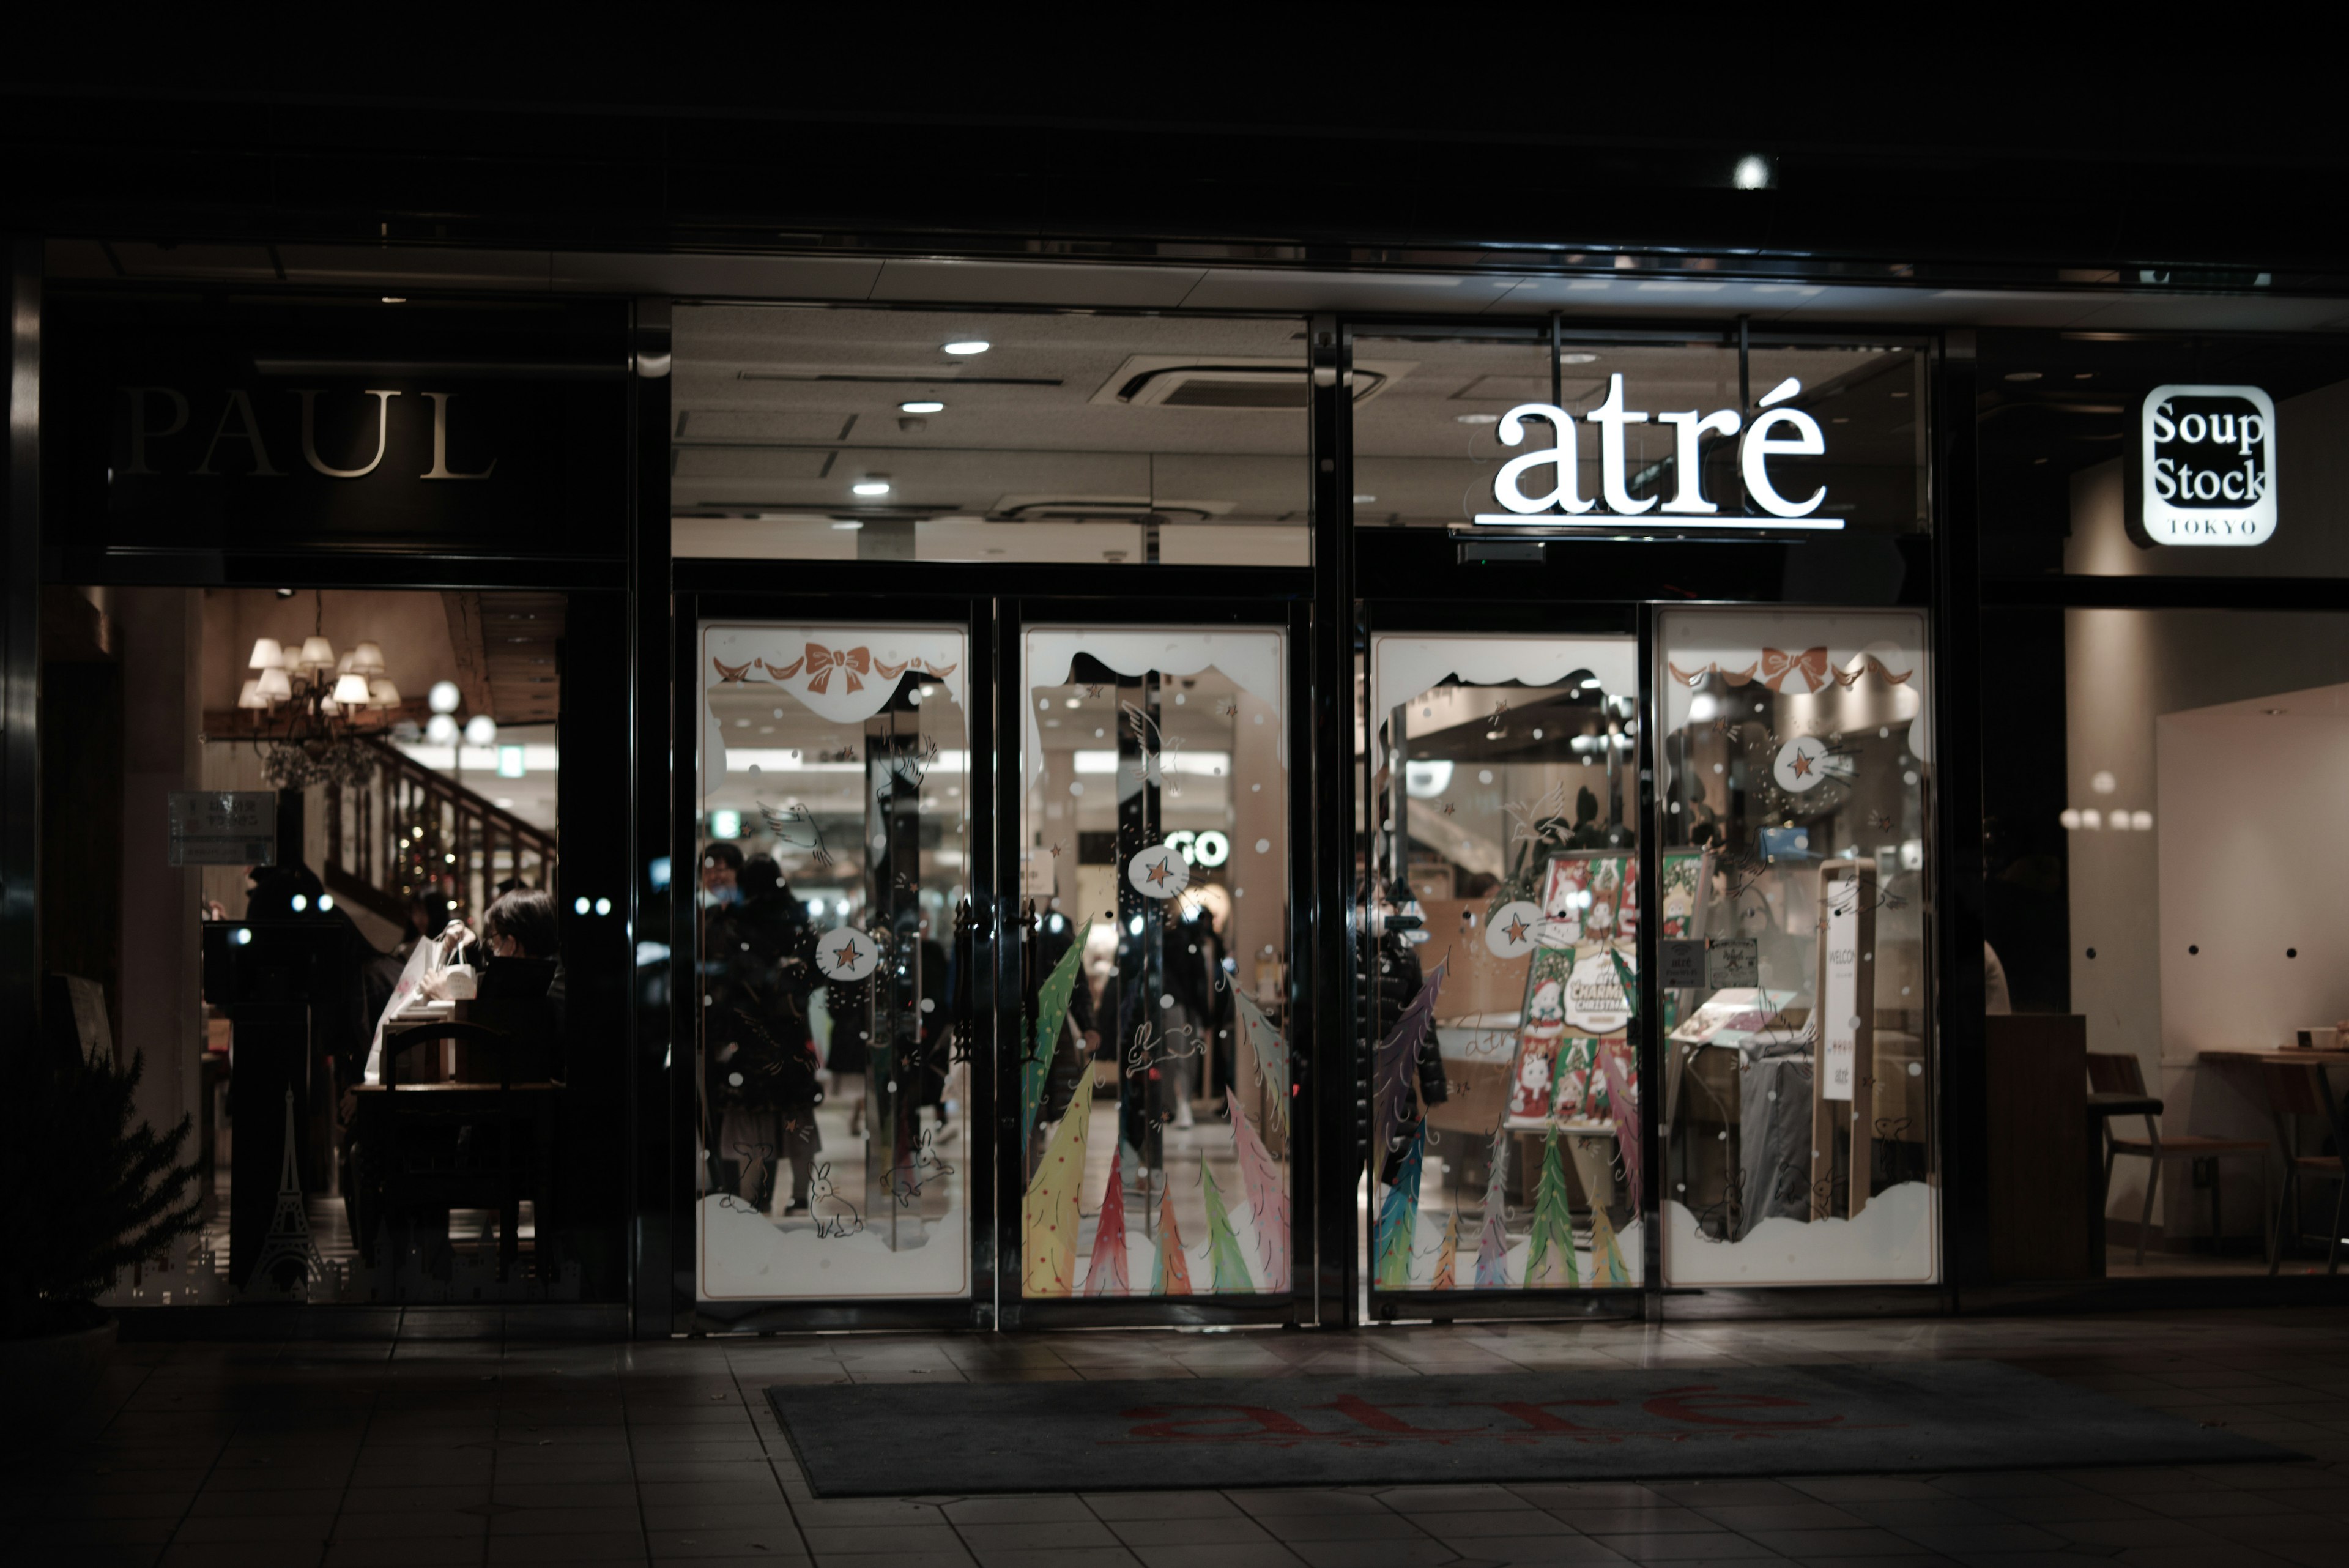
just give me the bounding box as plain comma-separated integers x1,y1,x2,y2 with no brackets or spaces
1810,861,1877,1222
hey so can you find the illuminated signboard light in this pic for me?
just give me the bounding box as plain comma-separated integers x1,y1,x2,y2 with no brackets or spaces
2129,384,2277,548
1474,372,1843,532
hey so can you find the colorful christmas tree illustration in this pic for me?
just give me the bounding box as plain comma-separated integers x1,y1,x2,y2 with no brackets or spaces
1523,1126,1581,1288
1373,1128,1423,1291
1233,987,1288,1128
1226,1088,1289,1291
1587,1198,1630,1286
1151,1184,1192,1296
1019,1076,1092,1297
1474,1129,1512,1288
1201,1167,1255,1294
1433,1210,1459,1291
1082,1145,1131,1296
1023,921,1089,1150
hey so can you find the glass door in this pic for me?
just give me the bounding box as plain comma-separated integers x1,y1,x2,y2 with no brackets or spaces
1365,633,1648,1301
691,615,980,1306
1011,617,1299,1309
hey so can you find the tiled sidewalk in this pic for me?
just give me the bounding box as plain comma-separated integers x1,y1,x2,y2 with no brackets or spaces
12,1308,2348,1568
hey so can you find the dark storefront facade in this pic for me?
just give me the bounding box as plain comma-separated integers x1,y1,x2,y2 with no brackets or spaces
7,96,2349,1337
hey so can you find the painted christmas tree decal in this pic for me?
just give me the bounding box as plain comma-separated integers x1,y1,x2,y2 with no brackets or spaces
1373,1128,1423,1291
1082,1145,1131,1296
1597,1042,1643,1213
1201,1167,1255,1294
1373,959,1447,1146
1474,1128,1512,1288
1023,920,1091,1150
1226,1088,1289,1291
1434,1210,1459,1291
1587,1198,1630,1286
1234,987,1288,1128
1523,1126,1582,1288
1020,1076,1092,1297
1151,1184,1192,1296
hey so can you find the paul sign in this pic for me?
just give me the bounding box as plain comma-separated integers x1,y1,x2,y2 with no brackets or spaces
1475,373,1841,532
2128,384,2277,548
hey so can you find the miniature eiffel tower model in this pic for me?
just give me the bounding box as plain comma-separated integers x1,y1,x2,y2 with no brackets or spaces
243,1087,325,1298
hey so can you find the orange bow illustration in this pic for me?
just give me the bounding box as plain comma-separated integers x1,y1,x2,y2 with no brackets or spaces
1759,646,1830,693
802,642,870,695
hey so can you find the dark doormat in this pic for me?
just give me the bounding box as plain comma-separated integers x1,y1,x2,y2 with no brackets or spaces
768,1360,2295,1496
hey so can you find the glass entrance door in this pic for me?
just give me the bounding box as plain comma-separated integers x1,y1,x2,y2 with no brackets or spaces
1012,620,1297,1307
692,617,978,1306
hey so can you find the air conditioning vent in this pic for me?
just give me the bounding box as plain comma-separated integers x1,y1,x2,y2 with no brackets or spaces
1091,355,1413,409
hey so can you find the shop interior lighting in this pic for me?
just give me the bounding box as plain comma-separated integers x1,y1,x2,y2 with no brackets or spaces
942,340,990,355
900,400,945,414
852,479,892,496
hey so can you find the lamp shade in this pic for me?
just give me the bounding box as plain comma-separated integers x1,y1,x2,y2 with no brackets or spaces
248,637,285,671
332,673,374,706
298,636,336,670
368,678,402,708
236,678,268,710
349,641,387,675
256,667,293,701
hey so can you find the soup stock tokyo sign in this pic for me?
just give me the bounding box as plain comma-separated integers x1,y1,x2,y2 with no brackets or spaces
2126,385,2279,548
1475,373,1842,533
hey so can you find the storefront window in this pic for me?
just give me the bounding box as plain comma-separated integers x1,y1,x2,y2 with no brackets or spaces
692,621,973,1301
1982,606,2349,1276
1017,627,1291,1297
1655,609,1936,1286
671,308,1309,566
1367,634,1645,1293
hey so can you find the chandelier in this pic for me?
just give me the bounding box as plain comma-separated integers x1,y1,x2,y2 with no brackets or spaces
237,591,403,791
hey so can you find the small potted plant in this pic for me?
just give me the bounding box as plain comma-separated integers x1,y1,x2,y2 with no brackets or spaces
1,1036,202,1417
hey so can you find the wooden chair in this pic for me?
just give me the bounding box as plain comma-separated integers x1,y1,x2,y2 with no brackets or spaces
369,1019,560,1282
2086,1052,2271,1266
2255,1061,2348,1276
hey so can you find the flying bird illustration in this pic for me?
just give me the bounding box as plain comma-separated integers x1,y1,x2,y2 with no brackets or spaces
713,656,754,683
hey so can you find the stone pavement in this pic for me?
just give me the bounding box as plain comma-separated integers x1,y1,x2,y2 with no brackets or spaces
12,1307,2348,1568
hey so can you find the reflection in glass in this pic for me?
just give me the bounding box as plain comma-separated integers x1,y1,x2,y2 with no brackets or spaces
1019,628,1290,1297
1367,635,1645,1291
1656,611,1935,1285
694,622,970,1301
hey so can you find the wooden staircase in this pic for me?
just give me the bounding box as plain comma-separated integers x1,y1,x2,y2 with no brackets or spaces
325,735,557,931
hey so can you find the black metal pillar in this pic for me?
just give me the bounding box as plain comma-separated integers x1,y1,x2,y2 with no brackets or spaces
2,238,39,1047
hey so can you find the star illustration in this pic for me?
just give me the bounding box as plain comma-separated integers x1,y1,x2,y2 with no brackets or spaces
834,941,863,970
1144,857,1173,887
1502,913,1531,945
1791,749,1814,779
1049,841,1065,859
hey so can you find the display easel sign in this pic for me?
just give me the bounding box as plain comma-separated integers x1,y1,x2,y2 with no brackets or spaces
1810,860,1877,1221
168,790,276,868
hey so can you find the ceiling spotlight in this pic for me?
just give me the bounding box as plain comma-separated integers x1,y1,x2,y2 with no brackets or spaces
1732,154,1775,190
900,400,945,414
852,479,892,496
1559,352,1600,365
943,340,990,355
1455,412,1501,425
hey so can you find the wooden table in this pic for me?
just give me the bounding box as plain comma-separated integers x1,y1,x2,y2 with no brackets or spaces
2199,1049,2349,1264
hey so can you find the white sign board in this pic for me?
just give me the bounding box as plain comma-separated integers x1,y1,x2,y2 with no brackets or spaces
1820,891,1860,1101
2133,384,2277,547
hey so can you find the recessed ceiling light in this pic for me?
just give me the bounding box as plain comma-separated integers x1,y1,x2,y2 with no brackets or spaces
1559,352,1600,365
831,521,864,530
380,296,406,304
900,400,945,414
943,340,990,355
1352,494,1378,504
2005,371,2043,382
852,480,891,496
1456,413,1501,424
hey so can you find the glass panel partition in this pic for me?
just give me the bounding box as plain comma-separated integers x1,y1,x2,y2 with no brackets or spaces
1655,609,1936,1285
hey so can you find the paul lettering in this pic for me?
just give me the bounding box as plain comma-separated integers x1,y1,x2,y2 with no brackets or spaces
114,384,500,481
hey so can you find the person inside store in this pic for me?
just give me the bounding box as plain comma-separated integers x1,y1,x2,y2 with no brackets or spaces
706,856,823,1214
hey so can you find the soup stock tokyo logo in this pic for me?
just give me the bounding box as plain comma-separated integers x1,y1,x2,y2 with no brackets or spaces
1475,373,1842,532
2128,385,2279,548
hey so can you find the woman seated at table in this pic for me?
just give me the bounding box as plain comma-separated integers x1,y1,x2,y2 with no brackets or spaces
423,886,568,1039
